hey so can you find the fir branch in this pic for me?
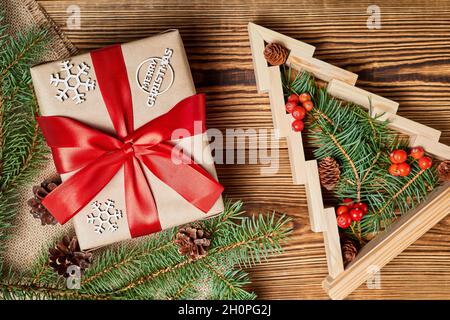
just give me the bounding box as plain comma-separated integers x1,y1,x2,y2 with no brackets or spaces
31,266,48,285
167,276,200,300
115,256,192,294
0,26,47,82
361,151,381,184
349,222,362,243
1,118,42,191
203,262,256,300
375,169,426,218
0,12,49,266
313,108,334,127
80,200,244,288
81,242,173,286
1,202,291,300
204,262,237,295
310,111,362,201
115,213,289,296
1,280,114,300
282,66,440,239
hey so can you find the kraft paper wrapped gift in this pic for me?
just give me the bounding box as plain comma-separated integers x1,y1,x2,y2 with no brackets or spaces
30,30,224,250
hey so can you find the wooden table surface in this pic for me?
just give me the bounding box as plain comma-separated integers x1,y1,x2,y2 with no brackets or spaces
36,0,450,299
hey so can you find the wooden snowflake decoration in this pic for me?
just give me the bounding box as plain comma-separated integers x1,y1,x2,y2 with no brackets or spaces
87,199,123,234
50,60,96,104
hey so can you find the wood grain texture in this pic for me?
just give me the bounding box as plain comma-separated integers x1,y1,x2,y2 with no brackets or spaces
287,55,358,85
37,0,450,299
322,207,344,278
304,160,325,232
327,79,399,115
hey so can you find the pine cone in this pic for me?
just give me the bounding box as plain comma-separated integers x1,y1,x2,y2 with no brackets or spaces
318,157,341,190
263,43,289,66
341,237,359,266
174,225,211,259
49,236,92,277
27,175,61,226
437,160,450,182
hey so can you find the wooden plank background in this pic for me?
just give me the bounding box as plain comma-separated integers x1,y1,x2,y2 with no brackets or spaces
36,0,450,299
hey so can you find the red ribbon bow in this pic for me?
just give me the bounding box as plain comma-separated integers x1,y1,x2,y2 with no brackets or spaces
37,45,223,237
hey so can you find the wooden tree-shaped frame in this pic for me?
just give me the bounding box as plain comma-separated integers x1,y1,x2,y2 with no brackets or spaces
248,22,450,300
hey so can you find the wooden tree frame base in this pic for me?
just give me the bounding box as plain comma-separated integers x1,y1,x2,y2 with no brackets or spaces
248,22,450,300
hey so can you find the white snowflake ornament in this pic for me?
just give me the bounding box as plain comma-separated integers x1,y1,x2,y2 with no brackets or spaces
87,199,123,235
50,60,96,104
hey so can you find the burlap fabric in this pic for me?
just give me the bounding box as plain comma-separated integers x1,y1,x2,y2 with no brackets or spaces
1,0,77,271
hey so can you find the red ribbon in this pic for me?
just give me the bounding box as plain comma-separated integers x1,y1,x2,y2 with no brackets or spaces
37,45,223,237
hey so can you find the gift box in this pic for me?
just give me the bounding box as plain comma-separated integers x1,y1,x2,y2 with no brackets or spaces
30,30,224,250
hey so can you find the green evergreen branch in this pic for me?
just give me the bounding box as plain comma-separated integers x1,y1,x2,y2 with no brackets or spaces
204,261,237,295
282,66,439,240
361,158,438,235
361,151,381,184
203,262,255,300
1,119,42,192
115,214,288,295
79,200,244,289
81,242,173,286
313,108,334,127
0,12,49,267
1,202,291,300
115,256,192,295
31,265,48,285
1,280,114,300
167,276,201,300
375,169,426,218
0,33,44,78
310,110,362,201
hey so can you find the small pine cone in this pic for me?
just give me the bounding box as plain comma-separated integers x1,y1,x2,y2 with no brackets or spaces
437,160,450,182
27,175,61,226
49,236,92,278
341,237,359,266
318,157,341,191
174,225,211,260
263,43,289,66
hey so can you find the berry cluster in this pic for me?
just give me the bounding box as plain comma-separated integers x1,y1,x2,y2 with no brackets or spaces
285,92,314,132
388,146,432,177
336,198,368,229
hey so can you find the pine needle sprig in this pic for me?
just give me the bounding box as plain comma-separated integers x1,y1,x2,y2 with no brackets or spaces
282,64,316,99
0,32,48,190
360,145,438,235
203,262,256,300
0,12,49,268
282,66,440,240
115,212,290,300
287,73,386,202
0,201,291,300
